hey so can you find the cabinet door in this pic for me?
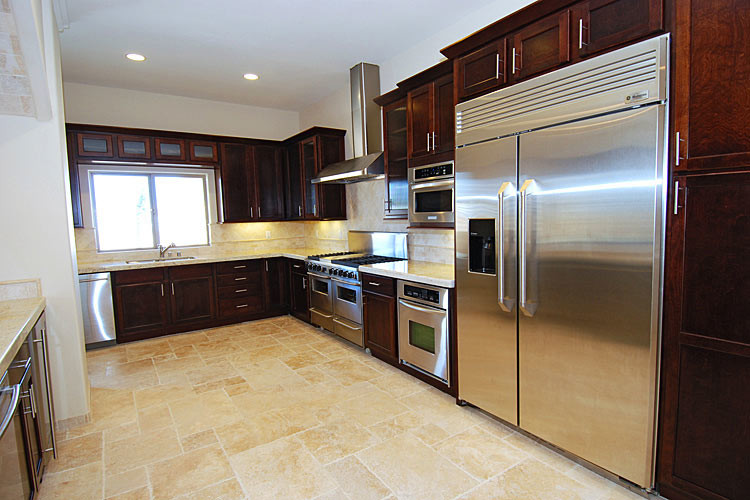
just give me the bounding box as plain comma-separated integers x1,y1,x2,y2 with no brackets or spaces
263,258,288,314
189,141,218,163
169,271,215,326
456,38,507,101
383,99,408,218
301,138,319,218
673,0,750,172
318,135,346,219
658,172,750,500
117,135,152,159
220,143,254,222
572,0,662,59
433,74,455,155
510,10,570,82
77,133,113,157
155,138,186,161
254,145,284,220
114,282,169,341
286,143,304,219
363,291,397,364
290,269,309,322
407,83,434,159
67,131,83,228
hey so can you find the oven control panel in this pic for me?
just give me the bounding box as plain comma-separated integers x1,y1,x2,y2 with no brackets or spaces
413,162,453,181
403,284,440,304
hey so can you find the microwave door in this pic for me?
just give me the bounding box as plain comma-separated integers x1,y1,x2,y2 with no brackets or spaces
410,180,454,224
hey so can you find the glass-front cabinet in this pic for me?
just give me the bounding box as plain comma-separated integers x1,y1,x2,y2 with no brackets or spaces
383,98,408,219
301,137,319,218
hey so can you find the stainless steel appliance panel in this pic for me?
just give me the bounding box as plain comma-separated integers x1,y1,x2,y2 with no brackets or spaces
518,105,665,487
309,273,335,332
78,272,116,348
397,281,450,383
347,231,407,259
332,279,362,325
0,372,33,500
456,135,519,425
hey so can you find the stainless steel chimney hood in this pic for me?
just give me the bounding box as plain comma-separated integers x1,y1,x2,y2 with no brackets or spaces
312,63,383,184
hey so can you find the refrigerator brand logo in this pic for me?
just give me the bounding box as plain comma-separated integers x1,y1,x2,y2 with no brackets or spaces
625,90,649,103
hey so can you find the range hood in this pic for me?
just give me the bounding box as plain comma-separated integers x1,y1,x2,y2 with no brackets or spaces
312,63,383,184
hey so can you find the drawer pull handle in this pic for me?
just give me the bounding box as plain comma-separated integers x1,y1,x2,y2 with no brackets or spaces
235,304,248,309
234,277,247,281
293,264,302,269
235,289,247,293
368,282,381,286
233,265,247,269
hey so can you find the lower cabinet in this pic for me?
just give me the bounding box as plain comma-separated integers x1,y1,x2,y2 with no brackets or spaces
362,273,398,365
112,259,303,343
288,259,309,322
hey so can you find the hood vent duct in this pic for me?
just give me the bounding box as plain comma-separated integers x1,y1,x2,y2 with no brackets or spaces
312,63,384,184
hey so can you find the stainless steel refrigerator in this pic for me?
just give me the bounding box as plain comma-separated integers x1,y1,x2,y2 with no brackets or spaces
455,35,668,489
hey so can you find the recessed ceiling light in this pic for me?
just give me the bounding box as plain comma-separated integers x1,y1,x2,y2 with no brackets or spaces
243,73,259,81
126,53,146,62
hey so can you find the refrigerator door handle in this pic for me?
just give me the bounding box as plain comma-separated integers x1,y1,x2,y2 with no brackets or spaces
519,179,537,317
497,182,514,312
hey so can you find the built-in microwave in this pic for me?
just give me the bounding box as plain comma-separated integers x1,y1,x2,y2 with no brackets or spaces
408,161,454,226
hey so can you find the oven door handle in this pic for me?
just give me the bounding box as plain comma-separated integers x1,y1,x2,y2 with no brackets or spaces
309,307,333,319
0,384,20,437
331,278,356,285
410,179,454,191
398,298,445,315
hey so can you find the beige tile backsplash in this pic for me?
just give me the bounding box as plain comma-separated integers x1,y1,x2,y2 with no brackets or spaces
75,180,455,266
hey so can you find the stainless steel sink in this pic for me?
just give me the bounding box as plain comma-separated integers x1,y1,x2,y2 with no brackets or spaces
125,256,197,264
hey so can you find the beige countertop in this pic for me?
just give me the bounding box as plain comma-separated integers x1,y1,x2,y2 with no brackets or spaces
77,248,327,274
360,260,455,288
0,297,45,375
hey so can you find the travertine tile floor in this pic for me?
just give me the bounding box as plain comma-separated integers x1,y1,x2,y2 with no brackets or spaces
39,316,644,500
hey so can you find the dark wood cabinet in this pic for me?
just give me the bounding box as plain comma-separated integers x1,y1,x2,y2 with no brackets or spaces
77,132,113,157
300,137,319,218
116,135,152,159
658,172,750,500
219,143,255,222
188,140,218,163
571,0,662,60
406,71,454,160
168,265,215,325
382,96,409,219
285,143,304,219
510,10,570,82
317,134,347,219
154,138,186,161
673,0,750,172
288,259,309,322
456,38,507,101
263,258,289,315
113,268,169,342
254,145,285,220
362,273,398,365
67,131,83,228
215,260,264,319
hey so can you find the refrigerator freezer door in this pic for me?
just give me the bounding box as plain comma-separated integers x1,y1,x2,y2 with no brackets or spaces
456,135,519,425
518,105,665,487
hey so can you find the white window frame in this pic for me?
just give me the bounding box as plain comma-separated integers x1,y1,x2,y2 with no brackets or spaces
78,163,218,253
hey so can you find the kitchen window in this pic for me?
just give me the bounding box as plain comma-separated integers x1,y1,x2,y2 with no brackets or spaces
79,165,216,252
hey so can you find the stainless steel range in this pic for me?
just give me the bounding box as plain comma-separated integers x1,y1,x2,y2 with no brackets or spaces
306,231,407,347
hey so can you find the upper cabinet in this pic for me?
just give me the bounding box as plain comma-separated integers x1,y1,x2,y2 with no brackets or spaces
444,0,664,103
510,10,570,82
219,142,255,223
188,141,218,163
285,128,347,221
406,71,454,160
455,38,507,101
77,132,113,157
382,95,408,219
155,138,186,161
571,0,662,60
117,135,152,159
672,0,750,172
254,145,285,220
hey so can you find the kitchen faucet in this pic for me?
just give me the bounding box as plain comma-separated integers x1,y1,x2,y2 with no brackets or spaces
158,243,176,258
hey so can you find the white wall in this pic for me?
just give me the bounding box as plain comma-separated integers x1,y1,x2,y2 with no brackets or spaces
0,0,89,421
63,82,300,140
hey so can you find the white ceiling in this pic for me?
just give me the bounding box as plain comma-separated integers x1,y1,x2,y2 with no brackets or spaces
59,0,502,111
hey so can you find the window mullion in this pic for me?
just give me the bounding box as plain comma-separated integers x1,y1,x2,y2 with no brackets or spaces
149,174,161,248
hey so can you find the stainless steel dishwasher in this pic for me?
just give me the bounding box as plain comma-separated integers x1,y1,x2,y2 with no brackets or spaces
78,272,116,349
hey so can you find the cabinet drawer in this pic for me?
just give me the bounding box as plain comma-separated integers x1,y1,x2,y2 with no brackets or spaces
215,260,262,275
219,296,263,317
114,267,166,285
168,263,213,279
289,259,306,273
216,272,261,287
362,274,395,296
217,282,261,299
